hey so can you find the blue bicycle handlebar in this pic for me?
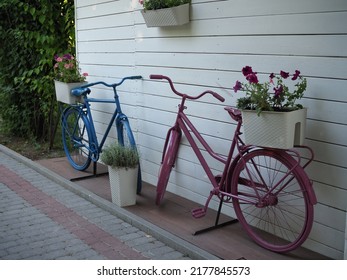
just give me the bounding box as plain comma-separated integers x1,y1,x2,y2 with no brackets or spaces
71,76,142,96
82,75,142,88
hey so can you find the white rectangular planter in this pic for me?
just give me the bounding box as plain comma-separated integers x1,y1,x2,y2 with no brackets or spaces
54,80,86,104
108,166,138,207
141,3,190,27
241,108,307,149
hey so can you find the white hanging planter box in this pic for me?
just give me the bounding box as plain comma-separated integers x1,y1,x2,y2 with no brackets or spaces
241,108,307,149
54,80,86,104
108,166,138,207
141,3,190,27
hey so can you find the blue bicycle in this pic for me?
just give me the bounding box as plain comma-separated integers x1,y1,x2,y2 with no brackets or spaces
61,76,142,191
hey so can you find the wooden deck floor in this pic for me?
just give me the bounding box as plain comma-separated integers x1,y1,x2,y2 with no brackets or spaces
36,157,329,260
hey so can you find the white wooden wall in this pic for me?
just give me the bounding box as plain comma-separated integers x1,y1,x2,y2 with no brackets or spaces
75,0,347,259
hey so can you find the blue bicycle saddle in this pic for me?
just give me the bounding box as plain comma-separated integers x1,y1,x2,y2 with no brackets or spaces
71,87,91,97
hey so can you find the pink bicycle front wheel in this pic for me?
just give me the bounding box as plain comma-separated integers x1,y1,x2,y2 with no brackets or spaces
156,128,181,205
230,149,314,253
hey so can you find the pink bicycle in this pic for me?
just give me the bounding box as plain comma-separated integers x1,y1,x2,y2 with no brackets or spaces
150,74,317,253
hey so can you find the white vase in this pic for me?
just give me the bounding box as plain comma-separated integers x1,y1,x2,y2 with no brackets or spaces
54,80,86,104
241,108,307,149
141,3,190,27
108,166,138,207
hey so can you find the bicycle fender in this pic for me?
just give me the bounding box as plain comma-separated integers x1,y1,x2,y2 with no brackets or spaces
280,151,317,205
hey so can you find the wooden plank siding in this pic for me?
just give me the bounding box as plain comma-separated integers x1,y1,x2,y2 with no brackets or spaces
75,0,347,259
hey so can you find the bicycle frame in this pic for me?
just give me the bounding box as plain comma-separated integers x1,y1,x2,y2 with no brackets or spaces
174,99,242,194
71,77,141,159
80,93,126,154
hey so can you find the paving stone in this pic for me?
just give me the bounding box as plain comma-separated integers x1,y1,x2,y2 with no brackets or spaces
0,150,195,260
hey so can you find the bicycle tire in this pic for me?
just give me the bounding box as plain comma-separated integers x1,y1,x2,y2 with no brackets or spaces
230,149,313,253
116,117,142,194
62,106,92,171
156,127,181,205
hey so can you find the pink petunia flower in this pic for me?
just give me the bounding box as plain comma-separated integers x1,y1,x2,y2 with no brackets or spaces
242,66,253,77
292,70,301,80
280,71,289,79
246,73,259,84
233,80,242,92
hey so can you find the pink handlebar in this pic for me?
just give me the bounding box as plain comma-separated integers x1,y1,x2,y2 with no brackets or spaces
150,74,165,80
150,74,224,103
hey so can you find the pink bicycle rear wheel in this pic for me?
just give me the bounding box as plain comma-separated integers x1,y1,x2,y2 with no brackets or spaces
231,149,314,253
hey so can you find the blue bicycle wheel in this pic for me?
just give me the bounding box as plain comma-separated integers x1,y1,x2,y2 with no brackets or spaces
62,106,92,171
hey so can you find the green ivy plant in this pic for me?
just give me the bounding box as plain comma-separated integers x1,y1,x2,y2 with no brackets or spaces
0,0,75,146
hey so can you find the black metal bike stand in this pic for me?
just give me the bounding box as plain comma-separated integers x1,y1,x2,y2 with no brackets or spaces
193,198,238,235
70,161,109,182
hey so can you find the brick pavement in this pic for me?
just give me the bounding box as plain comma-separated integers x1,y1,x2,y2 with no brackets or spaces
0,149,193,260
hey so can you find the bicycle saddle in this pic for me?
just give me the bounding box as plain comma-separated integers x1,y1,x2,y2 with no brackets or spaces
71,87,91,97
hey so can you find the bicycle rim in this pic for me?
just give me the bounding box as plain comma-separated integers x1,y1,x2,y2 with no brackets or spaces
231,149,313,253
62,107,92,171
156,129,180,205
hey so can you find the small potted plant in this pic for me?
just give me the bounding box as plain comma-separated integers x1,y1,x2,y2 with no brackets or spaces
139,0,191,27
53,53,88,104
232,66,308,149
101,142,140,207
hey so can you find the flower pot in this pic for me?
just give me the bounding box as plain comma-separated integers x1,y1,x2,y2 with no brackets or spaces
141,3,190,27
108,166,138,207
54,80,86,104
241,108,307,149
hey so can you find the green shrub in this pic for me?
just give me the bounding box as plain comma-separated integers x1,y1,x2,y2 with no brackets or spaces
0,0,75,146
101,143,139,169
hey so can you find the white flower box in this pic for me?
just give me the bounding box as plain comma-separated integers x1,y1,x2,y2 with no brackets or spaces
54,80,86,104
141,3,190,27
242,108,307,149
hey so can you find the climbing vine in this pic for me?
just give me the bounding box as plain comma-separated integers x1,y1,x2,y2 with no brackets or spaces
0,0,75,146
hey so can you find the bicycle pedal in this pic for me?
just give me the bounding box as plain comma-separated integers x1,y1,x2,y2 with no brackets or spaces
191,208,206,218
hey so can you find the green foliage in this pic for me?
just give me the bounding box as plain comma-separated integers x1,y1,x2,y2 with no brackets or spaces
101,142,140,169
0,0,75,145
142,0,190,10
233,66,307,115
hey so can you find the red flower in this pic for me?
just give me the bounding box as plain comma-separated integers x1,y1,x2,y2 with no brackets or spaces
280,71,289,79
246,73,259,84
274,85,283,98
242,66,253,77
233,80,242,92
292,70,301,80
